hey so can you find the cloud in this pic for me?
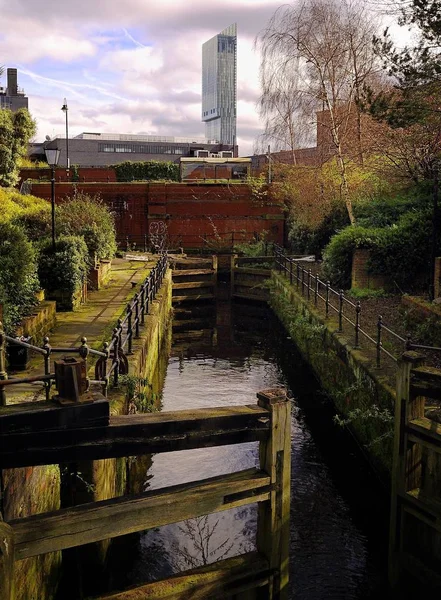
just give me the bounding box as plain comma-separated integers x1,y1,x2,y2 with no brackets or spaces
1,0,288,156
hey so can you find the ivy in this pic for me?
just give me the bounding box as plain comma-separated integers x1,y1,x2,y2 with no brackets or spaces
113,161,179,182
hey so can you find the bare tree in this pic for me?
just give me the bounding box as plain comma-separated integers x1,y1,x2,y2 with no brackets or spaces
256,0,381,224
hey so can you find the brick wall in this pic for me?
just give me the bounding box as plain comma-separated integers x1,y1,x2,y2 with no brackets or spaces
28,181,285,249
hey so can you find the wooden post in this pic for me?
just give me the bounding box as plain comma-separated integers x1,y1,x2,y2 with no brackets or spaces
0,323,7,407
256,388,291,600
0,516,15,600
230,254,237,296
389,351,425,589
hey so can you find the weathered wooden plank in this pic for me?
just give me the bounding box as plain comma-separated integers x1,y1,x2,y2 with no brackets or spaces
10,469,270,560
0,521,14,600
172,282,214,290
407,417,441,449
0,405,270,468
400,550,441,590
94,552,270,600
172,269,214,277
256,388,291,600
172,294,214,303
0,396,109,434
405,488,441,520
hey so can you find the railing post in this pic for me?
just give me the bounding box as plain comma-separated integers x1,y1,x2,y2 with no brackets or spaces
126,303,133,354
0,323,8,406
376,316,382,368
43,336,51,401
354,302,361,348
102,341,109,396
257,388,291,600
325,281,330,318
289,259,293,285
112,326,120,387
338,289,344,332
0,518,15,600
296,263,300,289
134,293,140,338
140,285,146,325
314,274,319,307
307,269,311,301
301,268,305,295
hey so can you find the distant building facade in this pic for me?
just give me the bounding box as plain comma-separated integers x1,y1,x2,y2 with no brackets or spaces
202,24,237,145
0,68,28,111
31,132,236,167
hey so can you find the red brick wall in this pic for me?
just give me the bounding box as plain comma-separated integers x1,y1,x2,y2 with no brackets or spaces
28,182,285,249
351,249,387,290
19,167,116,186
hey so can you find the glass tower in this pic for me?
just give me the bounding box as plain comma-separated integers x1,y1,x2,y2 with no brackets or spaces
202,23,237,145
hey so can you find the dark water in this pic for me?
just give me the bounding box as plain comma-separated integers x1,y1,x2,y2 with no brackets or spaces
108,293,389,598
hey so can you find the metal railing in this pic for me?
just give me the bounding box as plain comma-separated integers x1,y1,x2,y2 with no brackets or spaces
273,245,410,369
0,254,168,406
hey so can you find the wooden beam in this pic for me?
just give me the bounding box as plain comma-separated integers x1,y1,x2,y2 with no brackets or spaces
94,552,270,600
0,396,109,434
10,469,270,560
407,417,441,450
0,404,270,468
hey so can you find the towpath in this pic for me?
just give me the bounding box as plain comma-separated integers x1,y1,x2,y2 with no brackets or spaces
5,256,154,404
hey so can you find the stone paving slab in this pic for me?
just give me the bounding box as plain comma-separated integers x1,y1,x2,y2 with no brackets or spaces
5,257,155,404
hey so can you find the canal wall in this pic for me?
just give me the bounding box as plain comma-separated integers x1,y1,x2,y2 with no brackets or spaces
270,272,395,480
2,269,173,600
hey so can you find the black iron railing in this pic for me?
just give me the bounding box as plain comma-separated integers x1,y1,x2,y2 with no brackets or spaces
273,245,411,368
0,254,168,406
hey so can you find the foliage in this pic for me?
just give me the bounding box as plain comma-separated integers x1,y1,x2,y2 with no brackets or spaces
38,235,89,298
322,225,385,289
113,160,179,182
368,209,433,291
0,222,39,333
234,232,271,257
246,175,268,205
353,191,422,228
119,374,157,413
57,192,117,261
0,187,49,225
0,108,36,187
322,208,434,291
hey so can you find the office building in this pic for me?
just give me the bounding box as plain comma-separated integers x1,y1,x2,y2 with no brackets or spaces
0,68,29,111
30,132,235,167
202,23,237,145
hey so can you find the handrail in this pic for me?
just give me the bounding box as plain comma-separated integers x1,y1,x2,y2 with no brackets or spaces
0,253,169,406
273,245,416,369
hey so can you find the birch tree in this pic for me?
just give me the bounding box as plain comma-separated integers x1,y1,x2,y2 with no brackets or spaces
256,0,381,224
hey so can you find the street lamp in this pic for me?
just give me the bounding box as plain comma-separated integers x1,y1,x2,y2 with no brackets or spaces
61,98,69,176
45,148,61,251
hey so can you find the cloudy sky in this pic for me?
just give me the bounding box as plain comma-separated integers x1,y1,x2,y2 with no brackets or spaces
0,0,293,156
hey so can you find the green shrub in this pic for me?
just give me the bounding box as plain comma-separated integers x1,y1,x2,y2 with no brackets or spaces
368,209,433,291
0,222,40,333
322,226,385,289
57,193,117,261
354,194,422,228
113,161,179,182
288,204,349,257
38,236,89,300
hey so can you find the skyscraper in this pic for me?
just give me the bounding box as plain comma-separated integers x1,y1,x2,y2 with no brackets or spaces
202,23,237,145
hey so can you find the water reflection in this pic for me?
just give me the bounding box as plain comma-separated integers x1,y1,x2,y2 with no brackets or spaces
114,296,388,598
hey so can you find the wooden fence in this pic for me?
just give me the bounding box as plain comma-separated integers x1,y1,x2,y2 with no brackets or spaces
0,388,291,600
389,352,441,591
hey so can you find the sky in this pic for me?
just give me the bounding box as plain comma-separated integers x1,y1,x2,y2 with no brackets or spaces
0,0,292,157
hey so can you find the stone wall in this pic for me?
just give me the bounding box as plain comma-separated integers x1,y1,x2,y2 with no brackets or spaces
270,271,395,480
15,301,56,345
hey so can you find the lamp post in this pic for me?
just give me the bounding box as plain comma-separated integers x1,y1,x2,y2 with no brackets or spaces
61,98,69,177
45,148,61,251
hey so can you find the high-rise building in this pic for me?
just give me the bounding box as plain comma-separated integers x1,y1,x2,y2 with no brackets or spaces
0,68,29,112
202,23,237,145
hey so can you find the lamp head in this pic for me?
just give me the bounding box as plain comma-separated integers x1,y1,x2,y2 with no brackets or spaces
61,98,68,112
45,148,61,167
